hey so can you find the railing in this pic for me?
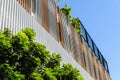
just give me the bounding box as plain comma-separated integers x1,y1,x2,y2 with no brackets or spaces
81,24,110,74
58,6,110,75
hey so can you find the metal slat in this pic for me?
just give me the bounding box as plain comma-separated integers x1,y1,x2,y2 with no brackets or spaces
0,0,108,80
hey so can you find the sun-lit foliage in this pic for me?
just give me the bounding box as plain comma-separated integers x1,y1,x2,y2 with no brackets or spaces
0,28,84,80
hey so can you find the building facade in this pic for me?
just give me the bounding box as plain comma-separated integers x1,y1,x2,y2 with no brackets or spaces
0,0,111,80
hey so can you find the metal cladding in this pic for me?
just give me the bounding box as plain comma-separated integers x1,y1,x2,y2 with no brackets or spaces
0,0,111,80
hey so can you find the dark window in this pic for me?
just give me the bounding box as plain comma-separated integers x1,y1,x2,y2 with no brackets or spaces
98,52,103,65
101,55,105,67
87,34,93,50
104,60,109,74
104,61,108,70
94,44,99,58
81,26,87,41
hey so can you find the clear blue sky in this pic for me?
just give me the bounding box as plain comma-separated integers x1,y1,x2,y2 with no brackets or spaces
58,0,120,80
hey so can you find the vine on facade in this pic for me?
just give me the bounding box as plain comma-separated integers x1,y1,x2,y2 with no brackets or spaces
61,3,82,35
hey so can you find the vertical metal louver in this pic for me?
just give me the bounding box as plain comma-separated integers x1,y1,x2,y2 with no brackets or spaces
0,0,111,80
48,0,57,40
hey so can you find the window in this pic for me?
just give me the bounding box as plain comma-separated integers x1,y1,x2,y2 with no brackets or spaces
99,52,103,65
87,34,93,50
101,56,105,67
104,60,109,74
94,44,99,58
81,26,87,41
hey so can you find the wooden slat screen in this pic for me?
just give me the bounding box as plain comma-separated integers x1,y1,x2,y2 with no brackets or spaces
41,0,50,32
17,0,30,13
57,9,65,47
71,25,78,62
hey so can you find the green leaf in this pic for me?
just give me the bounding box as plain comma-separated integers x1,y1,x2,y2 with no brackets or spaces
0,64,25,80
12,32,29,51
0,32,11,48
0,28,84,80
29,72,43,80
22,28,36,41
43,68,57,80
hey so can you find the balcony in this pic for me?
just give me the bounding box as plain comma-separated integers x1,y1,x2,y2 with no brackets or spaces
81,23,110,74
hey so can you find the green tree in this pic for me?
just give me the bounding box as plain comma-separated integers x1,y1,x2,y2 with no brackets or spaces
0,63,25,80
0,28,84,80
62,64,84,80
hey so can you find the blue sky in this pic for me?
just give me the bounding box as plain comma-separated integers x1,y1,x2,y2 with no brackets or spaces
58,0,120,80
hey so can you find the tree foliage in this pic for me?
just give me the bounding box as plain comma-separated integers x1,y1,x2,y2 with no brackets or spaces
0,28,84,80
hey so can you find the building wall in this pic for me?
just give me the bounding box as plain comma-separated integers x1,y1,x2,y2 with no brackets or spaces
0,0,111,80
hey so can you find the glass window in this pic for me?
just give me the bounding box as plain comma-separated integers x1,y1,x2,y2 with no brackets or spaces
104,61,109,74
101,55,105,67
81,26,87,41
99,52,103,64
106,62,108,70
94,44,99,58
87,34,93,50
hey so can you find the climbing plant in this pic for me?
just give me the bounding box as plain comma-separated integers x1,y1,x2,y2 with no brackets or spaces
61,3,72,22
61,3,82,35
71,17,82,34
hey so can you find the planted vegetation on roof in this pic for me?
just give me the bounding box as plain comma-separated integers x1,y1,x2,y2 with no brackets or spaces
61,3,82,35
